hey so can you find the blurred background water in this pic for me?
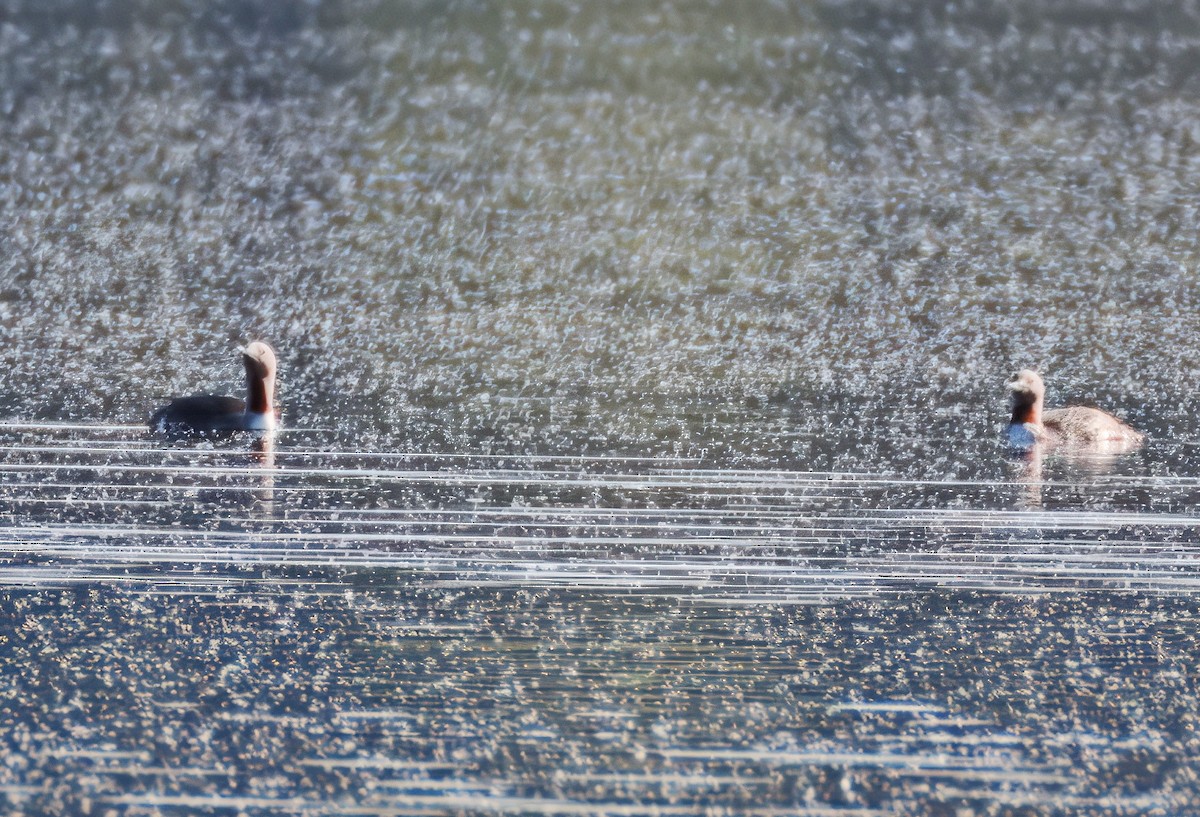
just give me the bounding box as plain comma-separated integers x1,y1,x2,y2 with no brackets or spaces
4,0,1200,814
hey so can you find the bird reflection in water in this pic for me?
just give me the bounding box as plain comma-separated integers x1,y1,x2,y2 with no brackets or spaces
249,431,275,514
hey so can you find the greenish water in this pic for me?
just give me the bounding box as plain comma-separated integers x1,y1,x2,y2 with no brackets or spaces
4,0,1199,463
3,1,1200,814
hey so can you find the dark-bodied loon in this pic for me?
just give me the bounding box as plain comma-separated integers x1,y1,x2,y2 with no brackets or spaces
150,341,278,434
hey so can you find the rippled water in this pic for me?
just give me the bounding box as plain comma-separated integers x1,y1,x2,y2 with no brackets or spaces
4,422,1200,814
5,1,1200,814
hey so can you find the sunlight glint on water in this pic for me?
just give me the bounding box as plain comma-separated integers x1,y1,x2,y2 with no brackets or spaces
5,0,1200,813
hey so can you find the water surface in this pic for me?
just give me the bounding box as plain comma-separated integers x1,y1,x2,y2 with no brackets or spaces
3,1,1200,814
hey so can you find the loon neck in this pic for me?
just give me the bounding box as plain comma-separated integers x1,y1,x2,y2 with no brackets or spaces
246,373,274,417
1010,394,1042,427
